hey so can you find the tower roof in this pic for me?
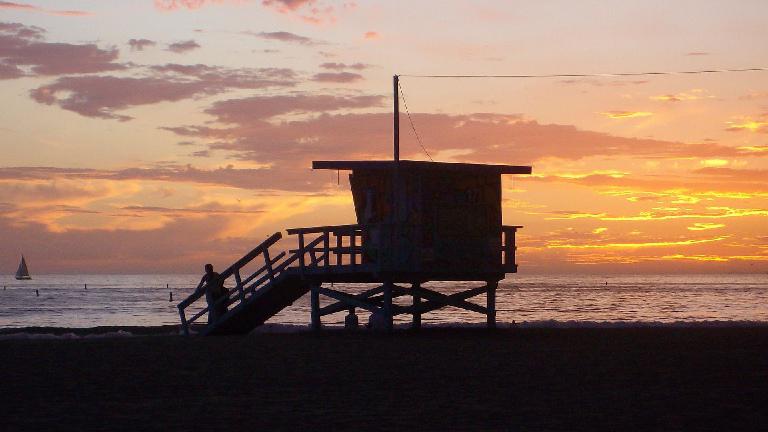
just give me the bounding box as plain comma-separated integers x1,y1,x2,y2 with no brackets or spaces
312,160,532,175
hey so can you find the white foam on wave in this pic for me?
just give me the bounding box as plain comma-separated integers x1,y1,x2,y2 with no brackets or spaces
3,320,767,339
0,330,136,340
429,320,768,329
247,320,768,334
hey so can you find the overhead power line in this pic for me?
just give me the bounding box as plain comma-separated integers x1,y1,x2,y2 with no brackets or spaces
399,67,768,79
394,66,767,162
397,79,433,162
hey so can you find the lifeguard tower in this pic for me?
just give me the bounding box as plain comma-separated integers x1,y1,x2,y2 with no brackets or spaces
178,76,532,335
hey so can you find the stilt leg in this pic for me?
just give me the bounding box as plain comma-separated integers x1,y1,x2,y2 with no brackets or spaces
412,282,421,330
383,280,393,332
311,282,321,331
487,280,497,329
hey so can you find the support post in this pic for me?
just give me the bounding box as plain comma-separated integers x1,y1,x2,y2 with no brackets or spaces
179,308,189,336
412,282,421,330
310,282,321,331
487,280,497,329
297,233,306,274
235,269,245,303
384,280,394,332
393,74,399,162
323,230,330,268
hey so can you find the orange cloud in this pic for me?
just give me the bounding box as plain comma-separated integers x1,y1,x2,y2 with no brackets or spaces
661,254,728,262
364,31,380,40
725,117,768,133
650,89,714,102
547,207,768,222
547,236,729,249
600,111,653,119
737,145,768,153
687,223,725,231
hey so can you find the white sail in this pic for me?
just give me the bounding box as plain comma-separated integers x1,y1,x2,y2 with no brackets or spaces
15,255,31,280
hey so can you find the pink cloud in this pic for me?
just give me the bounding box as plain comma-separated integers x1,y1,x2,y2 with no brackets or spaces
0,22,122,78
0,214,260,273
201,93,384,123
247,30,320,45
261,0,349,25
164,100,763,170
319,62,368,70
262,0,313,12
311,71,363,83
128,38,156,51
0,1,92,16
154,0,230,11
167,39,201,53
30,65,297,120
31,76,216,121
0,164,330,192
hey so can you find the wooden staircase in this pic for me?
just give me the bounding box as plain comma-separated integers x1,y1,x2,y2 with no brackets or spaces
177,225,364,336
177,232,312,336
178,224,520,335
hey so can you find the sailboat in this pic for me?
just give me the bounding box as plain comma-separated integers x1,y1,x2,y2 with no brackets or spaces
15,255,31,280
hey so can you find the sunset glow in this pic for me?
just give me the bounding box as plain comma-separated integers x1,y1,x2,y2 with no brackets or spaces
1,0,767,274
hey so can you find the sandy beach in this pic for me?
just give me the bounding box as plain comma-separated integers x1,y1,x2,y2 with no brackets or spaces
1,327,767,431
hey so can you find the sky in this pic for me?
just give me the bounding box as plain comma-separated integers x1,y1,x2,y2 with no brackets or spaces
1,0,767,274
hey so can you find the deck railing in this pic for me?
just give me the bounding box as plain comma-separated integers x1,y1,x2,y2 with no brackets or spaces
286,224,366,271
502,225,522,272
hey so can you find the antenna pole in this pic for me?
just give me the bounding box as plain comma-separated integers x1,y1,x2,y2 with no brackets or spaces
393,74,399,162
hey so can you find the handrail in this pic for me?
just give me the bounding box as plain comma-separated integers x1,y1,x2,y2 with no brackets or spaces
176,232,282,310
286,224,360,235
177,231,285,334
221,232,283,279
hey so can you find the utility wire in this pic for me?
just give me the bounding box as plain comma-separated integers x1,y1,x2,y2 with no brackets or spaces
395,66,767,162
399,67,768,79
398,79,433,162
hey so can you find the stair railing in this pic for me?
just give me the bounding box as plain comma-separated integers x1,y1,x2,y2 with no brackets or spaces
177,232,285,335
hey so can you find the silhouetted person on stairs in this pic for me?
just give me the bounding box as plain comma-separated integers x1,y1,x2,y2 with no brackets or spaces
196,264,228,324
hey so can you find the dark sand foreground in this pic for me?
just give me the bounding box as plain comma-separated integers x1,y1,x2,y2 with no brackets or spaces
2,327,767,431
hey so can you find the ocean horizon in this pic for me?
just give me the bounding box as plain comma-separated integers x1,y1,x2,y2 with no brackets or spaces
2,273,767,330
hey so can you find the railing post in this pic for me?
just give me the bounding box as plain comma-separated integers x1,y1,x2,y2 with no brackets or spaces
264,248,276,281
235,269,245,303
512,228,518,268
351,230,357,266
178,307,189,336
310,235,319,267
310,282,321,331
298,233,306,274
383,280,393,332
335,231,342,266
412,282,421,330
487,280,497,329
503,228,512,269
323,230,330,268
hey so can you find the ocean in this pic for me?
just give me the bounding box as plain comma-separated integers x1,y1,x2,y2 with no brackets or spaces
1,274,767,330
